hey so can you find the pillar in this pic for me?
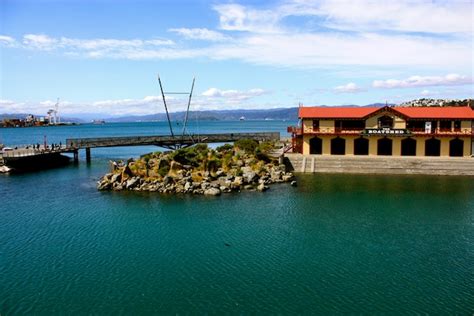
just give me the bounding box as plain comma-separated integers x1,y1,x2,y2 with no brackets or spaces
73,150,79,163
86,148,91,163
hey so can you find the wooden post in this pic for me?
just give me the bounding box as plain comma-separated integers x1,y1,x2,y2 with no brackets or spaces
73,150,79,163
85,148,91,163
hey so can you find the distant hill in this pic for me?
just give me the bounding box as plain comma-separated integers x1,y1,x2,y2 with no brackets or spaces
107,104,390,122
1,103,392,123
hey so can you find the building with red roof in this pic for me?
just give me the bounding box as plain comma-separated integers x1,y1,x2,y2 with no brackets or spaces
289,105,474,157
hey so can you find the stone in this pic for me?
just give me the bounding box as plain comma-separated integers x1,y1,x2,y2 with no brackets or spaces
204,188,221,196
291,181,297,187
257,183,269,192
184,182,191,192
126,177,140,189
111,173,121,183
244,184,254,190
241,167,258,184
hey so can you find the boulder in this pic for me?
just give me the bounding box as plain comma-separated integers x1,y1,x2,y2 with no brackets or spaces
291,180,297,187
241,167,258,184
204,188,221,196
126,177,140,189
257,183,269,192
184,182,191,192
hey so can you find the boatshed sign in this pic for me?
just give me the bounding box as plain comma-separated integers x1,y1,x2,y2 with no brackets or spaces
361,128,411,136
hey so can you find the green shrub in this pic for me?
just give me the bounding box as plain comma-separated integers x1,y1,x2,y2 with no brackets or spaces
216,144,233,152
158,165,170,177
235,139,258,154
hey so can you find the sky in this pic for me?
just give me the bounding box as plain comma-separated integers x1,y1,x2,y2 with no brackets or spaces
0,0,473,118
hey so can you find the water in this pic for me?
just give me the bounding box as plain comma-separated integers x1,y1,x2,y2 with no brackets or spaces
1,122,474,314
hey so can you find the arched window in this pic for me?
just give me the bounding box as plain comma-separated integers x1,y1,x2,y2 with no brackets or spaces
354,137,369,155
309,137,322,155
449,138,464,157
425,138,441,156
401,138,416,156
377,137,393,155
330,137,346,155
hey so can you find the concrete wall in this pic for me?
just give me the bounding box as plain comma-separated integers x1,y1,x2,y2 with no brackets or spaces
286,153,474,176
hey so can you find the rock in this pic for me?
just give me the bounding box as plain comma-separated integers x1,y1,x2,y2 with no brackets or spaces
282,174,294,182
241,167,258,183
163,176,173,186
291,181,297,187
257,183,269,192
184,182,191,192
270,170,283,181
111,173,121,183
168,161,183,177
126,177,140,189
244,184,254,190
0,165,11,173
204,188,221,196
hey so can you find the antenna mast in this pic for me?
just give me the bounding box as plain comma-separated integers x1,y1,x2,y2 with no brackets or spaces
158,75,174,137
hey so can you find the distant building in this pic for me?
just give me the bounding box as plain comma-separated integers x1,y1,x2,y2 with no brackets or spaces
288,105,474,157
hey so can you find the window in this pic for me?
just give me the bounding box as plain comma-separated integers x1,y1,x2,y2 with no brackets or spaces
378,115,393,128
439,121,451,132
454,120,461,131
312,120,320,131
341,120,365,130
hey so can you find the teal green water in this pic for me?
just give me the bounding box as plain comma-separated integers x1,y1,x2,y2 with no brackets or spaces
1,122,474,314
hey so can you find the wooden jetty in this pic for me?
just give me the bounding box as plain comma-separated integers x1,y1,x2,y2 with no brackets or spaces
2,132,280,168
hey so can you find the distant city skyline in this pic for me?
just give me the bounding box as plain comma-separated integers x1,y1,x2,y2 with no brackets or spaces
1,0,472,117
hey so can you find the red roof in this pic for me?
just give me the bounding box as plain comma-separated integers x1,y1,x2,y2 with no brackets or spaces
299,107,379,119
395,106,474,119
299,106,474,119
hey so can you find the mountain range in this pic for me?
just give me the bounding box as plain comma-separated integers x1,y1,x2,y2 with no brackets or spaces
1,103,391,123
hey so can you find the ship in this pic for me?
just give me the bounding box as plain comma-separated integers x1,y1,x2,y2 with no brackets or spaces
92,119,105,125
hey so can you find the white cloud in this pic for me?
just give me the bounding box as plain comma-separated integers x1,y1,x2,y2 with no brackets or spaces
310,0,472,35
0,35,16,46
0,1,472,71
373,74,473,89
23,34,57,50
213,4,281,33
16,34,175,55
334,82,364,93
202,88,268,101
169,28,228,41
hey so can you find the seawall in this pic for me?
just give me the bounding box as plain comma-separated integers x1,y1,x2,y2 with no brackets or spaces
285,154,474,176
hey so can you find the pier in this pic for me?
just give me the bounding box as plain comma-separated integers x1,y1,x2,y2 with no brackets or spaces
1,132,280,169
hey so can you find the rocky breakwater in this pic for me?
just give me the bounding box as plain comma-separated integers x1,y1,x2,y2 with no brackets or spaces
97,139,296,196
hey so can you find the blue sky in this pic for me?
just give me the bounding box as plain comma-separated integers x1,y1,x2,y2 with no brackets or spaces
0,0,473,117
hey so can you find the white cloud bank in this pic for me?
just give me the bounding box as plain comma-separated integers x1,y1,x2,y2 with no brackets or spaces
373,74,473,89
0,1,471,70
168,28,228,41
0,86,271,116
334,83,364,93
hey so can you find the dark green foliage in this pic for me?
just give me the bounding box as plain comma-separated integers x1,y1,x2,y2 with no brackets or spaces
255,147,271,163
170,144,208,167
257,141,274,154
216,144,233,152
206,159,221,173
234,139,259,154
158,165,170,177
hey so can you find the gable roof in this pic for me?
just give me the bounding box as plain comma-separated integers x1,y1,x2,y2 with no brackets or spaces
299,106,474,120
